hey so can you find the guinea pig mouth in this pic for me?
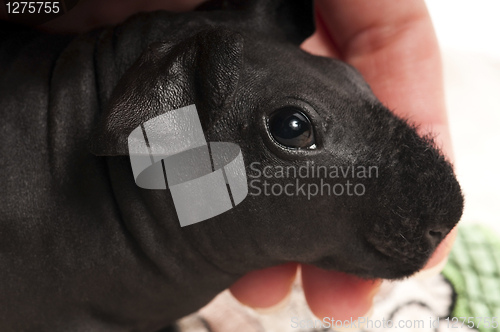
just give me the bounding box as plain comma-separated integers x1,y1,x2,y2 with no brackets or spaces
313,252,423,280
372,241,427,260
311,255,375,277
366,236,431,274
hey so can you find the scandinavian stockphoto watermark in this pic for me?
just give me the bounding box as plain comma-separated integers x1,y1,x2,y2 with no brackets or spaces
127,104,248,227
248,161,379,200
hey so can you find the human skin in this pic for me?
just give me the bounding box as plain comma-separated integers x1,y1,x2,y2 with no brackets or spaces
1,0,457,321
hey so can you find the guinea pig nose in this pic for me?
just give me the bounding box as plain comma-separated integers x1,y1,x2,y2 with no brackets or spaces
426,228,446,248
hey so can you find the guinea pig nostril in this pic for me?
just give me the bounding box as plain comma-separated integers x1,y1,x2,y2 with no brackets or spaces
429,230,442,238
427,229,444,248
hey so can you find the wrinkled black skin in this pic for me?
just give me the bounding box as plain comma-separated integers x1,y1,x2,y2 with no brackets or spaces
0,0,463,331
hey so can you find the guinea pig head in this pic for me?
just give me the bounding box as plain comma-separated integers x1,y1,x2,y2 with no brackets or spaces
208,36,463,280
89,0,463,280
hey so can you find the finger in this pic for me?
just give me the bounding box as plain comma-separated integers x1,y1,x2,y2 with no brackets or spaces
301,10,341,59
314,0,453,160
229,262,298,309
301,264,380,321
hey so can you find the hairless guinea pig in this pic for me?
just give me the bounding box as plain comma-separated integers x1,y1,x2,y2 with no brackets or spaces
0,0,463,331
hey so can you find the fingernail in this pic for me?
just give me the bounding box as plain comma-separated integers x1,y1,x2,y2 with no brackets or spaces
413,256,448,280
252,292,291,315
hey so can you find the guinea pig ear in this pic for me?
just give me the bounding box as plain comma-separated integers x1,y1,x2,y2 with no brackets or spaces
88,28,243,156
196,0,315,45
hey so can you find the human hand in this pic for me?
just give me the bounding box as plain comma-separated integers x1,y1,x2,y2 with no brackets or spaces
230,0,457,321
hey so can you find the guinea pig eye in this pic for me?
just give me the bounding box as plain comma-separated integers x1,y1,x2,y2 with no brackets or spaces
268,107,315,149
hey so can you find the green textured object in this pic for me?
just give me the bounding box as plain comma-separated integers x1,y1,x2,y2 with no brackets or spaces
442,224,500,332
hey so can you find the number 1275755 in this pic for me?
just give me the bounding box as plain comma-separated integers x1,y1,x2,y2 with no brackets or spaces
6,2,60,14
